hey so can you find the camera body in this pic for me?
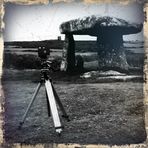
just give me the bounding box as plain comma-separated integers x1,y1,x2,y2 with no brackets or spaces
38,46,50,59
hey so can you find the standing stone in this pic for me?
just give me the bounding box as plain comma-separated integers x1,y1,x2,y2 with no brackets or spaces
96,32,128,72
60,34,75,73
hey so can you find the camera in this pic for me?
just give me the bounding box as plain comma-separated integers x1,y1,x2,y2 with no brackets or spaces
38,46,50,59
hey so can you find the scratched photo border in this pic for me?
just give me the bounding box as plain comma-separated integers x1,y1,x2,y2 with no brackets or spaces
0,0,148,147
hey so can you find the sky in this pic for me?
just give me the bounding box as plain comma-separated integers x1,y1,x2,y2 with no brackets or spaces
4,2,144,41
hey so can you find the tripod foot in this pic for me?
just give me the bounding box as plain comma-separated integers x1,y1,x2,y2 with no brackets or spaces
57,132,61,137
62,115,70,122
55,126,64,136
56,129,62,136
18,122,23,130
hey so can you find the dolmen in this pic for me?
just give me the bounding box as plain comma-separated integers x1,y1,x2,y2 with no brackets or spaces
60,15,143,73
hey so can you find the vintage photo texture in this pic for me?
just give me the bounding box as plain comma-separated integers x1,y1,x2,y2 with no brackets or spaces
1,1,147,145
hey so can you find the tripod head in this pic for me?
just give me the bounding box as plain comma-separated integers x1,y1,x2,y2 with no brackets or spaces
38,46,50,59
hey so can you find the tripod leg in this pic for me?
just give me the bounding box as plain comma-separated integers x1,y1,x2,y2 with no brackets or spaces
19,82,42,129
51,83,69,121
45,90,51,117
45,80,63,134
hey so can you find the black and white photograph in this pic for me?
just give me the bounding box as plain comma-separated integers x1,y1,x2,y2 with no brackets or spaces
2,1,147,145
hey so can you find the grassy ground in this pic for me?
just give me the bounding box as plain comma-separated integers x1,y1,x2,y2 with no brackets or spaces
2,41,146,145
2,69,146,145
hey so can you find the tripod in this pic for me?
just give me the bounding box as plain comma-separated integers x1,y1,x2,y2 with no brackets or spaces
19,60,69,134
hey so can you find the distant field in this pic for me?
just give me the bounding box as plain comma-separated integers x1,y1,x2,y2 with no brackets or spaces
3,40,144,73
4,40,144,53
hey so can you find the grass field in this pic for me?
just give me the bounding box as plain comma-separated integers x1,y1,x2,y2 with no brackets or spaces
2,69,146,145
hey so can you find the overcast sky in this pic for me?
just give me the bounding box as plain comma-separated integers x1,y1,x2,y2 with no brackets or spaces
4,2,144,41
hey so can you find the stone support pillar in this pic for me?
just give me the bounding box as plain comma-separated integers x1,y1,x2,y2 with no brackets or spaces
97,32,129,72
60,33,75,73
